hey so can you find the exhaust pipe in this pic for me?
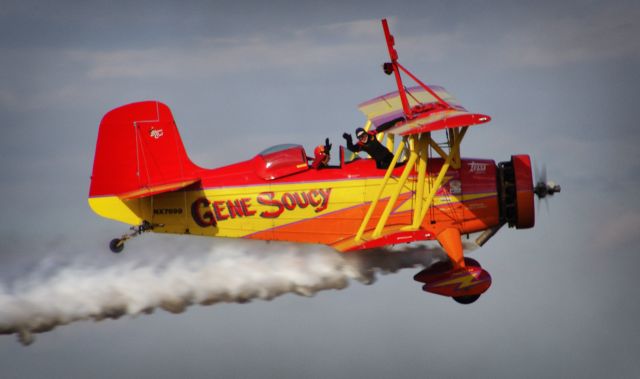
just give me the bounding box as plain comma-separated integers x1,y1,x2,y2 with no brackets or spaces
475,222,505,247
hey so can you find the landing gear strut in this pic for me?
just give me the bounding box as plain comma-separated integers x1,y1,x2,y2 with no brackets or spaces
414,259,491,305
108,221,157,253
413,228,492,304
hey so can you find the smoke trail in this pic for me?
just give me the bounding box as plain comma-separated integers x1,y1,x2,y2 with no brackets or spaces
0,238,455,346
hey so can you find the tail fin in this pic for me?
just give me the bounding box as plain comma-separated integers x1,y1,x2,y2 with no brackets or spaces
89,101,201,200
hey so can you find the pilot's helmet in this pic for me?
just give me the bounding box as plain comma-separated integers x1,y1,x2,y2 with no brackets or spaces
314,145,327,161
356,128,367,141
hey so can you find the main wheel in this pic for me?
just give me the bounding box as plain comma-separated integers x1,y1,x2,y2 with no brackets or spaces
109,238,124,253
464,257,481,268
452,294,481,304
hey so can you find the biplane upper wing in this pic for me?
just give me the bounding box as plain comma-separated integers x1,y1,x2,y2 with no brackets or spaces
357,85,491,136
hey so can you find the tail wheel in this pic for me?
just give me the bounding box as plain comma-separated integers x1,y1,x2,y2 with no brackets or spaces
109,238,124,253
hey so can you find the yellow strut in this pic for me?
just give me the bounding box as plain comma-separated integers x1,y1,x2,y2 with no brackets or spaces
429,138,447,160
355,137,408,242
385,133,395,152
372,135,419,238
419,127,468,222
355,126,468,241
406,133,429,230
451,128,461,169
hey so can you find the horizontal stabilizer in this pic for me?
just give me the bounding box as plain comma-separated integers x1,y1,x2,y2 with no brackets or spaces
118,178,200,200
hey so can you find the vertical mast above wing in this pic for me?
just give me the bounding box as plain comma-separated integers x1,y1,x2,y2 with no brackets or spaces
381,18,451,119
381,19,412,118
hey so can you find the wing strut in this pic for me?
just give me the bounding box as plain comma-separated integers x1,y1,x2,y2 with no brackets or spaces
417,127,467,225
352,19,475,242
354,126,468,241
355,136,409,241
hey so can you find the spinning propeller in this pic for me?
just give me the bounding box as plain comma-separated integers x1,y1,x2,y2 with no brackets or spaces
534,163,561,211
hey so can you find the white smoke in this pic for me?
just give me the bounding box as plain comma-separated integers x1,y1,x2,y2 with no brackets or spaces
0,238,451,346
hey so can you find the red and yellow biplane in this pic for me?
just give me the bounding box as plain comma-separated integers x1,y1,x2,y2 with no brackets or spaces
88,19,559,304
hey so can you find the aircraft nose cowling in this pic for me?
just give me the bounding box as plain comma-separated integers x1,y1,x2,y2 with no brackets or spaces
512,154,535,229
498,154,535,230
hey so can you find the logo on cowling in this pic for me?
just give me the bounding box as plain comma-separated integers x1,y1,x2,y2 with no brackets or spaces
150,128,164,139
468,161,488,173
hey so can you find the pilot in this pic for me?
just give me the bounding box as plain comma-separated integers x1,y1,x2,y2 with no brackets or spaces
311,138,332,169
343,127,394,169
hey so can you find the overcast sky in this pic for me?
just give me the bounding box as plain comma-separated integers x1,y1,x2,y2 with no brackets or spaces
1,1,639,378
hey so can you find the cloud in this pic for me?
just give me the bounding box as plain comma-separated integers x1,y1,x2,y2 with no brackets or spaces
71,19,387,80
594,210,640,251
0,89,18,109
4,9,640,116
498,5,640,67
69,17,462,80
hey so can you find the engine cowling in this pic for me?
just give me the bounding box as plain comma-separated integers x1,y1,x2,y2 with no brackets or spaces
497,155,535,229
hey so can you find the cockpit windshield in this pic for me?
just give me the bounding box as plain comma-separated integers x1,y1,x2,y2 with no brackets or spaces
258,144,300,156
255,144,309,180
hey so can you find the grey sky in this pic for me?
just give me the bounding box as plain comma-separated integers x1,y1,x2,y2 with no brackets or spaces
1,0,639,377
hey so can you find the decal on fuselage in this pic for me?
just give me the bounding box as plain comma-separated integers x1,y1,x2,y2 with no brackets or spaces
190,188,332,227
468,161,488,173
149,128,164,139
154,208,183,215
449,180,462,195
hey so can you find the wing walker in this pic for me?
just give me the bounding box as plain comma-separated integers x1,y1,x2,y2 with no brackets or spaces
89,20,560,304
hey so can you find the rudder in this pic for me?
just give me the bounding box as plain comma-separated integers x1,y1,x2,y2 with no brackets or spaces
89,101,201,224
89,101,200,199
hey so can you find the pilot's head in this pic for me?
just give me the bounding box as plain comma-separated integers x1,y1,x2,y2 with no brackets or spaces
356,128,368,143
314,145,329,164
